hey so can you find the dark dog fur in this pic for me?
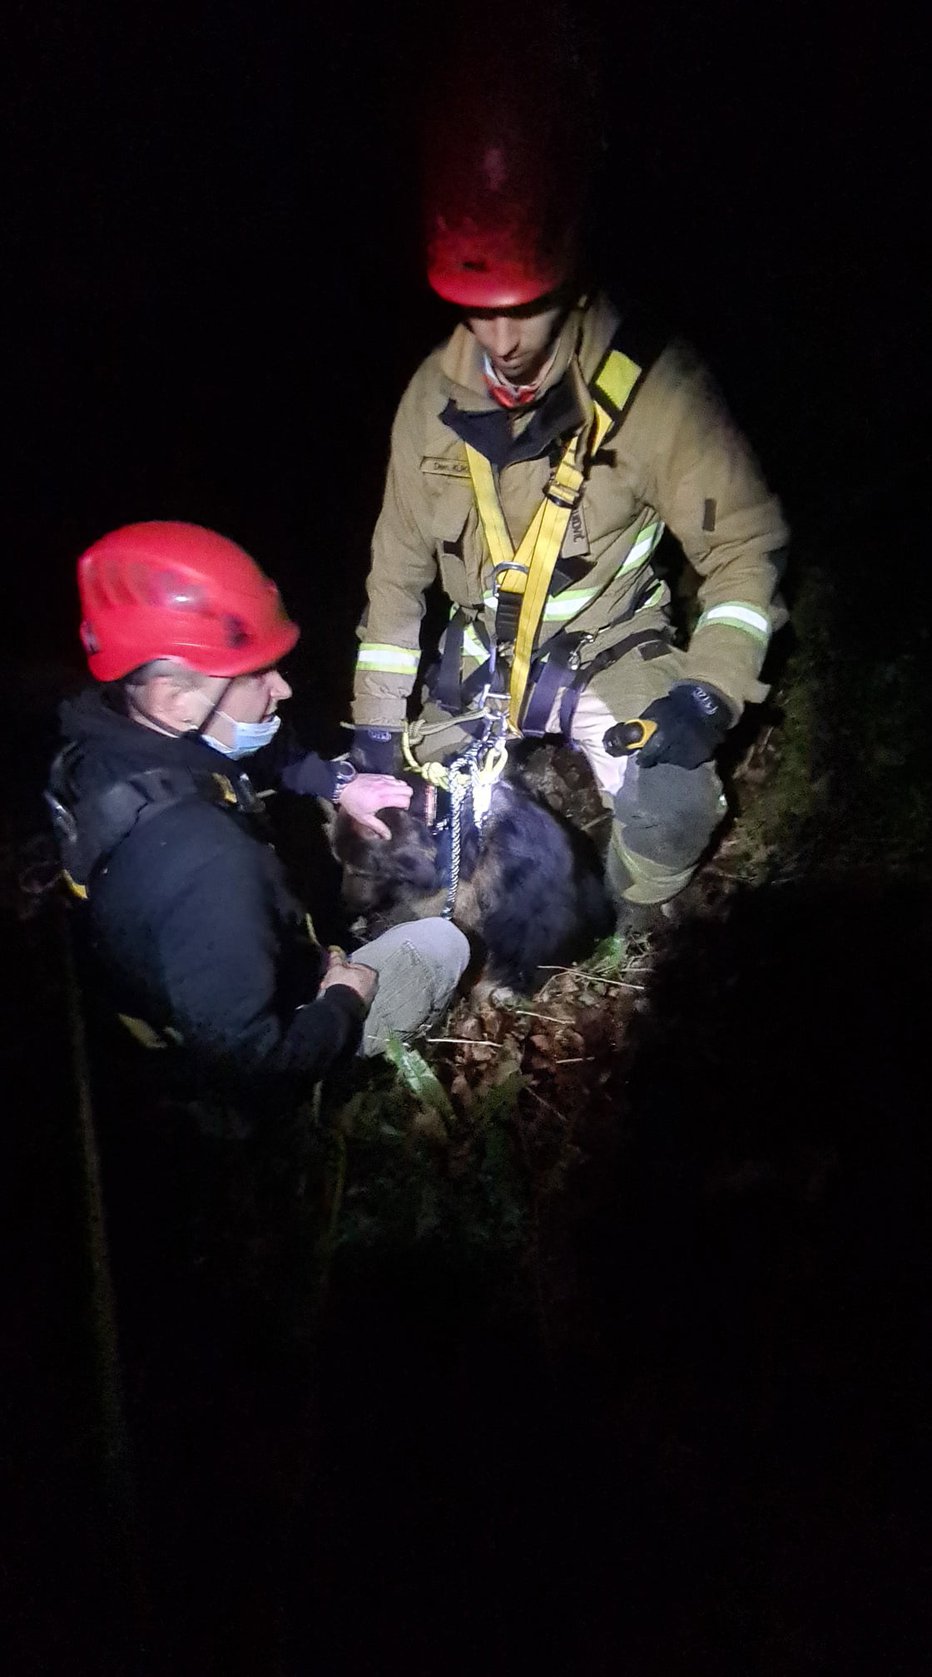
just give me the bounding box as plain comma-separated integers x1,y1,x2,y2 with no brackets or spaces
331,764,613,993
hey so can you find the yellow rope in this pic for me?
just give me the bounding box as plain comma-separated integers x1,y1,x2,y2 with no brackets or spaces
400,724,510,795
401,726,452,787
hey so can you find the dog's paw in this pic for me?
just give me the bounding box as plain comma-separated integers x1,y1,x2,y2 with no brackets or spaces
468,976,522,1009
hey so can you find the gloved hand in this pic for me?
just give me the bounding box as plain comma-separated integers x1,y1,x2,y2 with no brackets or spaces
604,681,732,770
350,727,400,775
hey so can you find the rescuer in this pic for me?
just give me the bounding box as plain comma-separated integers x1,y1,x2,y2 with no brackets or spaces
47,522,469,1111
351,68,789,920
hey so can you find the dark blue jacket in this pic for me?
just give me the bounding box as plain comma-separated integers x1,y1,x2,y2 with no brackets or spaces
51,688,365,1098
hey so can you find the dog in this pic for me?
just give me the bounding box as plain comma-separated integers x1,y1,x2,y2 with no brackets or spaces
330,749,613,994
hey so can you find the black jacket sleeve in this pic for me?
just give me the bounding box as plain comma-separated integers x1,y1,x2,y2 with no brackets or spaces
278,752,339,799
249,720,340,800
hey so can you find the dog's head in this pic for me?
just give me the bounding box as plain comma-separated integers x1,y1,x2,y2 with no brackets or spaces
329,801,446,923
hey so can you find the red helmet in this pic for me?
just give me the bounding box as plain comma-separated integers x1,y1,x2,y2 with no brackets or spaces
426,200,578,311
422,40,592,309
77,521,300,682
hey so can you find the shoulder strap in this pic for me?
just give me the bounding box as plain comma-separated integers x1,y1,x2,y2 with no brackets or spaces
588,303,668,451
46,752,262,897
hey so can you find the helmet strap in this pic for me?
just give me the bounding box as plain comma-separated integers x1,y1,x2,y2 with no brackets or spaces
189,677,236,740
124,674,235,742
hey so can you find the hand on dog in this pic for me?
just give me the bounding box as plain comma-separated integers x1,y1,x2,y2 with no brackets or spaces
318,953,379,1007
338,773,413,840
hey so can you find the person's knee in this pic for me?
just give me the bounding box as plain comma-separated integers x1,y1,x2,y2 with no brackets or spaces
356,918,470,1057
614,760,726,869
402,916,471,990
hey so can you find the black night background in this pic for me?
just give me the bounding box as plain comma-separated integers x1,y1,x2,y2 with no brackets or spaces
2,3,929,1673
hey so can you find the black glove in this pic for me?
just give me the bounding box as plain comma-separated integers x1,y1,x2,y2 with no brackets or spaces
350,727,400,775
604,682,732,770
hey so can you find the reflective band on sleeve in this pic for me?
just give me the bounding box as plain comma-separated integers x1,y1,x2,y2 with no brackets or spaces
356,642,421,675
696,603,771,646
618,521,664,576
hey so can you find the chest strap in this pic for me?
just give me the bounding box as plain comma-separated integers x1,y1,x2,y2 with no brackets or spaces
46,751,267,898
465,343,645,732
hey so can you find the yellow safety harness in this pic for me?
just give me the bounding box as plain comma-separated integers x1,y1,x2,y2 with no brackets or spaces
464,345,645,732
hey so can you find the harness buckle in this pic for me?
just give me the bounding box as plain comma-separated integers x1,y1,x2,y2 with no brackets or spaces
478,686,511,717
544,482,579,511
567,633,595,672
492,561,529,587
233,773,265,816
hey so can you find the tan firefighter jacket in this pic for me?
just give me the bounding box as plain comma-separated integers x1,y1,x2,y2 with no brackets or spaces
352,292,789,733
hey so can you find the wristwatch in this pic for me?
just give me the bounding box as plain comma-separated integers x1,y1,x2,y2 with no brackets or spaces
331,758,358,804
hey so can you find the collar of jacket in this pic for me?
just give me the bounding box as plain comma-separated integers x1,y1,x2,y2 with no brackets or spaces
437,293,623,468
57,685,240,790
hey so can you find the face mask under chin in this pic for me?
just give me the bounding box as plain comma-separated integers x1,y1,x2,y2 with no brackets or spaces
204,712,282,759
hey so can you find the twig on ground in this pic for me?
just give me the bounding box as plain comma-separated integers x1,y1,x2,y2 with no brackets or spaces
426,1037,507,1047
513,1010,574,1026
555,1056,595,1065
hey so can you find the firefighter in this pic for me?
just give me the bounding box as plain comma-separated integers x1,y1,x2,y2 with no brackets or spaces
47,522,469,1110
351,79,789,921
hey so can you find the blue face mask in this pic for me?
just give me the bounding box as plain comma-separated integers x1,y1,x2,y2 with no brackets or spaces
204,712,281,759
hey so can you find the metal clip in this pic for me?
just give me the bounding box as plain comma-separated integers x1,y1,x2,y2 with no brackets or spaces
492,561,530,584
567,634,595,672
43,790,78,845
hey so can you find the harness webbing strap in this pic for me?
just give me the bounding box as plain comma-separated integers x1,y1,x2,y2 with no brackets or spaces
464,345,644,732
46,753,265,899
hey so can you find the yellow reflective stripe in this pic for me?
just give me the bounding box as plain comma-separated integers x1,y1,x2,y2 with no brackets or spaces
618,520,664,575
696,603,771,645
542,587,600,622
462,624,486,661
639,580,666,609
357,642,421,675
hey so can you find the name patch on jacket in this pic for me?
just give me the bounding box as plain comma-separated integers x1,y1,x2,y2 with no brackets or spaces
561,503,590,559
420,456,471,480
